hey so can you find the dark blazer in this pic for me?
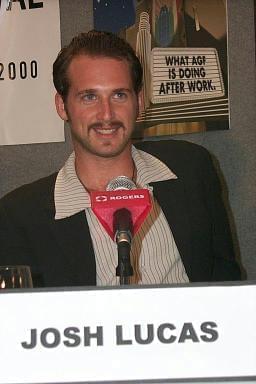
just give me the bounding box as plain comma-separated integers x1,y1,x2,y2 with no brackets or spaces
0,140,241,287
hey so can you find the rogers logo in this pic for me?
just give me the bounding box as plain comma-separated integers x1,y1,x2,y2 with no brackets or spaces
110,194,144,200
95,195,108,202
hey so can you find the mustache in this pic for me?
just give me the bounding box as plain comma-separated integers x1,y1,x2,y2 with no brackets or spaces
88,120,124,130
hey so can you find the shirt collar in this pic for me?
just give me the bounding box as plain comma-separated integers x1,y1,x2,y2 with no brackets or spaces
131,145,177,187
55,146,177,220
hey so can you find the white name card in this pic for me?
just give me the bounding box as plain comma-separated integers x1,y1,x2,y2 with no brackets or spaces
0,283,256,383
151,48,225,103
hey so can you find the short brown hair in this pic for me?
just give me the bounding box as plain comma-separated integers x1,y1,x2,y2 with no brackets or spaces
53,30,143,100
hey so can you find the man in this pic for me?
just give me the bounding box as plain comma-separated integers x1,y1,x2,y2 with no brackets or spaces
0,31,241,287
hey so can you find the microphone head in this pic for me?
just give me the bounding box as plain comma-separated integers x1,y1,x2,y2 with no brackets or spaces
106,176,136,191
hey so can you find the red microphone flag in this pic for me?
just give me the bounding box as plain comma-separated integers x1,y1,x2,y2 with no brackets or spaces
90,189,152,240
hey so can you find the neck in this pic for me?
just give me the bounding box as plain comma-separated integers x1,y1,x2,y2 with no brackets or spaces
75,149,135,192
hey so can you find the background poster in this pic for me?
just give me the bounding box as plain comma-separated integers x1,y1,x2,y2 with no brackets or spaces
0,0,64,145
94,0,229,138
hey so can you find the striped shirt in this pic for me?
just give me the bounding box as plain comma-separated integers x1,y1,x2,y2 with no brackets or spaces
55,146,189,285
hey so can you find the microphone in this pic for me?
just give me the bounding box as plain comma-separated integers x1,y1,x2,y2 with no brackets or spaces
106,176,136,191
91,176,152,284
90,176,152,242
107,176,136,245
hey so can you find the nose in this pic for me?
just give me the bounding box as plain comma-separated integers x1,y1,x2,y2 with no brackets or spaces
96,97,114,121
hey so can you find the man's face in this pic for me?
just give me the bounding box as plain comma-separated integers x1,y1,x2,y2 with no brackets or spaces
55,55,142,159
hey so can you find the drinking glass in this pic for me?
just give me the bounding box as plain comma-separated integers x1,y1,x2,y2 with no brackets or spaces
0,265,33,289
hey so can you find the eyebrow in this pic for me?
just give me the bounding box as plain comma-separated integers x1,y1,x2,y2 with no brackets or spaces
112,88,132,93
77,87,133,96
76,89,97,96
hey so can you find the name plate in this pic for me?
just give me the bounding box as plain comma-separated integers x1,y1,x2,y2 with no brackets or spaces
0,283,255,383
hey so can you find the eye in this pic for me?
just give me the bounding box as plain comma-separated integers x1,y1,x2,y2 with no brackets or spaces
113,91,127,100
82,93,97,102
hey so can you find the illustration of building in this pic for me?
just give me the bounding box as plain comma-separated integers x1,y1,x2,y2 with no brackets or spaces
136,12,152,111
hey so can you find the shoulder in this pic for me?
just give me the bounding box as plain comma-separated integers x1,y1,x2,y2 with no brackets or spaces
135,139,212,175
0,173,58,213
135,139,209,157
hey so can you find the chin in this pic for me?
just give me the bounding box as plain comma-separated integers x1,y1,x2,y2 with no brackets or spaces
94,141,131,158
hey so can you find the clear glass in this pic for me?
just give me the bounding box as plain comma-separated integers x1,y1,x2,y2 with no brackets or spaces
0,265,33,289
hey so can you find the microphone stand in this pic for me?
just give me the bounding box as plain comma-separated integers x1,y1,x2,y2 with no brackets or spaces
114,208,133,285
116,233,133,285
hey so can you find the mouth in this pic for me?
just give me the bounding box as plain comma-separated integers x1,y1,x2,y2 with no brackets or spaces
94,128,117,135
89,121,124,136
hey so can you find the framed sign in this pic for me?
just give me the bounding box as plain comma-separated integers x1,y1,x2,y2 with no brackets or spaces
93,0,230,138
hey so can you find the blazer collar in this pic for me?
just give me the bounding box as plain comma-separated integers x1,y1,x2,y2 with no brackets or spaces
149,178,192,273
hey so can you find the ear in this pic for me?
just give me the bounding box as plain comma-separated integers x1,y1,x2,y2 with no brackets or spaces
55,93,68,121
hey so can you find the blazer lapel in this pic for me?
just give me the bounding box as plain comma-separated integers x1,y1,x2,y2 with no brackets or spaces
49,212,96,286
43,187,96,286
150,178,193,276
